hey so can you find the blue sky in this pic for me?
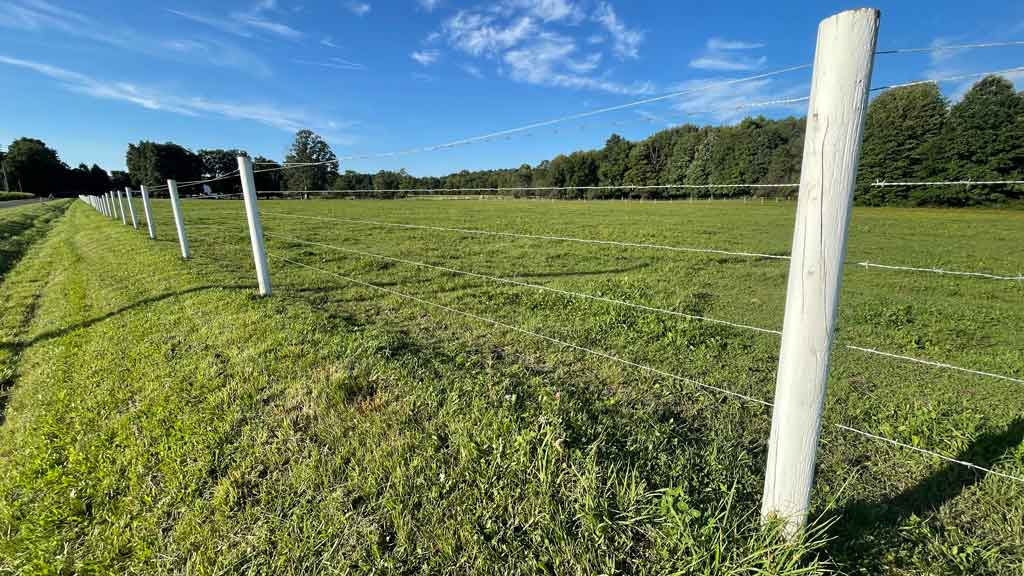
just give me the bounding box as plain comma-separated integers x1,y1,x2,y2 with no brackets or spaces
1,0,1023,176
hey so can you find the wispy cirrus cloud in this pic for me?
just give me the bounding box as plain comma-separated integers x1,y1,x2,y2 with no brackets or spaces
593,2,642,59
418,0,442,12
411,49,441,66
0,1,272,76
690,37,767,71
432,1,648,95
0,55,348,135
346,2,371,16
668,76,808,122
167,1,303,41
292,57,366,71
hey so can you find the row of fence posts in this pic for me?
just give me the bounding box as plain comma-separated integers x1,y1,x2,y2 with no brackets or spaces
78,8,878,538
80,156,270,295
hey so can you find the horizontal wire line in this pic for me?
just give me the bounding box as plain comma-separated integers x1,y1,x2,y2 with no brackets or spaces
257,212,1022,384
835,425,1024,484
846,346,1024,384
259,211,792,260
871,65,1024,92
876,40,1024,55
257,176,1023,197
266,251,772,406
249,63,812,173
263,230,783,335
261,211,1022,283
266,251,1024,485
873,179,1024,187
858,261,1023,281
260,183,799,195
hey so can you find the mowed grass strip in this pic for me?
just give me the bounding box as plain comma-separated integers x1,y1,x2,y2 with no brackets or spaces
0,198,1021,574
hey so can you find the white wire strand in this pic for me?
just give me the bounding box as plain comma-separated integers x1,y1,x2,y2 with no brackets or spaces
258,211,792,261
266,251,773,406
846,346,1024,384
263,230,784,335
858,261,1023,282
835,425,1024,484
873,180,1024,187
260,183,799,195
876,40,1024,55
264,251,1024,485
255,213,1023,384
871,66,1024,92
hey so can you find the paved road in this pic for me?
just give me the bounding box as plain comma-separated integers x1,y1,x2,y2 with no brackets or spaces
0,198,51,210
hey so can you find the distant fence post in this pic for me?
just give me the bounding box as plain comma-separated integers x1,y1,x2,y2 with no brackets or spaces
237,155,272,296
761,8,879,536
104,192,111,218
108,192,115,218
125,187,139,229
140,185,156,239
116,190,128,224
167,179,191,259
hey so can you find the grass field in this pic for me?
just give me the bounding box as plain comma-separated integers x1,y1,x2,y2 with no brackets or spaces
0,197,1021,574
0,192,35,202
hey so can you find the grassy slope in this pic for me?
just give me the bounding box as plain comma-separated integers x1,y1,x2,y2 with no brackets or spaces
1,199,1022,574
0,192,35,202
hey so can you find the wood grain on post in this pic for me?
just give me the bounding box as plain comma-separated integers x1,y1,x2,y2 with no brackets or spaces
761,8,879,536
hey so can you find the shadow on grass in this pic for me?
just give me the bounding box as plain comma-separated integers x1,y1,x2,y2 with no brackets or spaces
0,283,249,425
828,418,1024,571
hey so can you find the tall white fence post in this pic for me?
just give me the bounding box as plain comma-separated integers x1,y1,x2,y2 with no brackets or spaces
761,8,879,536
167,179,191,259
125,187,139,229
105,192,111,217
117,190,127,224
140,185,156,239
237,155,272,296
108,192,115,218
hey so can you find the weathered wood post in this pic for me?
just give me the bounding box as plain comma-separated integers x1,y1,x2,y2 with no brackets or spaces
140,185,156,239
237,156,272,296
167,179,190,259
761,8,879,536
125,187,139,229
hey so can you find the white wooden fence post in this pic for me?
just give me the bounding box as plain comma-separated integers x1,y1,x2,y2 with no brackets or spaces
108,192,115,218
237,155,272,296
125,187,139,229
104,192,111,217
761,8,879,536
117,190,128,224
140,185,156,239
167,179,190,259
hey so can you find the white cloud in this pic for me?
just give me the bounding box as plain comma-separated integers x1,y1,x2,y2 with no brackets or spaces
292,57,365,71
0,2,272,76
346,2,371,16
667,76,807,123
0,55,336,133
321,36,341,48
411,49,441,66
689,37,766,71
501,0,584,23
431,1,650,95
167,1,304,41
444,11,536,56
503,33,652,95
418,0,441,12
462,63,484,78
593,2,642,59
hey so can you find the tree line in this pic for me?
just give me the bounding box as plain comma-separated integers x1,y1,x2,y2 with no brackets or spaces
4,75,1021,206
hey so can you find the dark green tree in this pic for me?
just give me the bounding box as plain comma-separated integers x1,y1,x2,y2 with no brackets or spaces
856,83,948,205
126,141,202,187
3,138,67,196
283,130,338,192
